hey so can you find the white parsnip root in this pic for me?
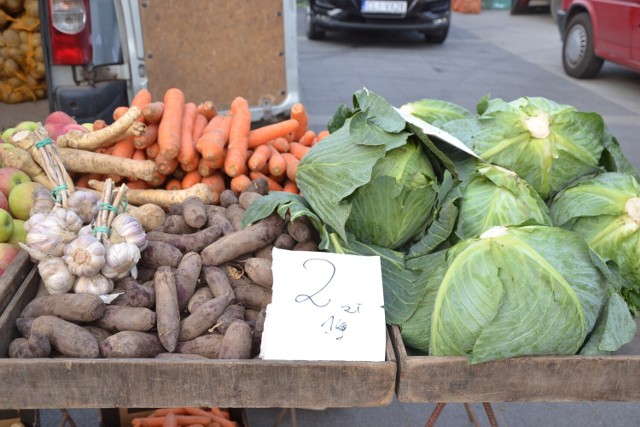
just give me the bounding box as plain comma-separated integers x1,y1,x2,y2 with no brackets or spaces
88,180,215,209
59,148,158,183
56,107,146,150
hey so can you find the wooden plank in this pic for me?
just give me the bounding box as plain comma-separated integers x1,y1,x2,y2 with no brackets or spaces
0,251,33,314
0,264,396,410
0,265,39,359
391,325,640,403
139,0,288,112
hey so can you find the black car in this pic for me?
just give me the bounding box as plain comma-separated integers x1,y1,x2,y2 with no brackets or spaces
306,0,451,43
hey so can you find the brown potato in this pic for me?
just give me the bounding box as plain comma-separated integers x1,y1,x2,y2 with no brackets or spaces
31,315,99,358
20,293,105,323
99,331,164,358
218,321,253,359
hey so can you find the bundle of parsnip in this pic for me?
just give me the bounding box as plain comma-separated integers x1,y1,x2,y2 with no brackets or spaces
0,0,45,103
70,88,326,201
8,179,320,359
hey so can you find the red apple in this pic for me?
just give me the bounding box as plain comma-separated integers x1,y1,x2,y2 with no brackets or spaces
0,167,32,198
0,242,20,271
44,111,76,127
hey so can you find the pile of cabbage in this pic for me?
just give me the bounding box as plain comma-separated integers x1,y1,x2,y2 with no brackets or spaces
243,89,638,364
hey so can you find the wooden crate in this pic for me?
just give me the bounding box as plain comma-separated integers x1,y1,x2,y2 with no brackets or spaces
390,324,640,403
0,264,396,410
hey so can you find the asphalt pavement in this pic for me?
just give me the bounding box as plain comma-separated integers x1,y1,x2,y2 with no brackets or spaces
3,6,640,427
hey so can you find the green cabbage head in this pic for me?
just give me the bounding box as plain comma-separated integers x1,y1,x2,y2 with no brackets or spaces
550,172,640,315
402,225,636,364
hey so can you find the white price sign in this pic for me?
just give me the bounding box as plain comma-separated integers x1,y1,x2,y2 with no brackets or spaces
260,248,387,362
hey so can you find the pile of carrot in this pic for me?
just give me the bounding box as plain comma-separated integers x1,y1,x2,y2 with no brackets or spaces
77,88,328,202
131,407,239,427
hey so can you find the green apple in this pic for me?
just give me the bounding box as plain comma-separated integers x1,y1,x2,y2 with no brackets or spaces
0,166,32,198
1,128,15,143
7,219,25,246
14,121,38,132
81,122,94,132
8,181,43,220
0,208,13,243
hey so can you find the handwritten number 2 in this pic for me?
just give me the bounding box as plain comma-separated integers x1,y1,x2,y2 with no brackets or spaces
295,258,336,307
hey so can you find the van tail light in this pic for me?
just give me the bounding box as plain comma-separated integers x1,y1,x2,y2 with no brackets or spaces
49,0,92,65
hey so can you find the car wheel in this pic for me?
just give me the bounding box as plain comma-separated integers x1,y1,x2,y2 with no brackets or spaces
424,25,449,44
306,8,325,40
562,13,604,78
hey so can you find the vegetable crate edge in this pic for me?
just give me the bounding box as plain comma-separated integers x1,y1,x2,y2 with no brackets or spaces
0,261,396,410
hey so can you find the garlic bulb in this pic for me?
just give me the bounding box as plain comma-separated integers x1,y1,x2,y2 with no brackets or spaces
52,208,84,233
101,242,141,279
26,214,77,257
73,273,114,295
110,213,147,250
67,190,100,224
78,224,93,235
38,257,74,294
30,186,55,217
63,234,106,277
24,212,46,233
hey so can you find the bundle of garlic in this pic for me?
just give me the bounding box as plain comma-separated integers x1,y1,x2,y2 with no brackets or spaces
21,180,147,296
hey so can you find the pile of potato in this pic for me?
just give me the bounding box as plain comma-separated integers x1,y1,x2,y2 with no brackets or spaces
0,0,46,104
9,178,320,359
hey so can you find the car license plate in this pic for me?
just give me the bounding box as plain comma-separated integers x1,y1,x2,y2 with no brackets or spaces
361,1,408,14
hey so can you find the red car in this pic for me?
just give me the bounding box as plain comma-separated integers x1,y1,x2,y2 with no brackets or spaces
557,0,640,78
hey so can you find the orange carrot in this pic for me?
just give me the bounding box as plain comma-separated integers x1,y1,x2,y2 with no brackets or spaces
288,142,310,160
249,171,283,191
210,408,230,420
268,136,290,153
92,119,107,132
163,412,177,427
281,152,299,182
134,122,159,149
192,113,209,143
247,143,272,171
230,174,251,193
126,180,150,190
298,129,316,146
268,145,286,177
136,415,212,427
75,173,103,189
149,408,189,417
143,101,165,124
201,172,226,196
130,88,153,121
178,102,198,169
199,114,233,163
196,100,217,120
317,129,330,141
181,170,202,189
165,178,182,191
155,153,179,175
197,157,217,177
182,154,200,173
146,142,160,159
132,149,147,161
157,88,185,159
224,96,251,178
147,170,167,188
290,102,309,141
107,136,136,182
283,179,299,194
113,106,129,121
247,119,299,149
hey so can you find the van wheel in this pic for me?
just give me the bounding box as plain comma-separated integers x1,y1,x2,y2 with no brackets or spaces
306,9,325,40
562,13,603,78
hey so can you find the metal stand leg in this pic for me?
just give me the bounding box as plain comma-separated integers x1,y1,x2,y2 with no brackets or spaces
272,408,297,427
59,409,77,427
425,402,499,427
